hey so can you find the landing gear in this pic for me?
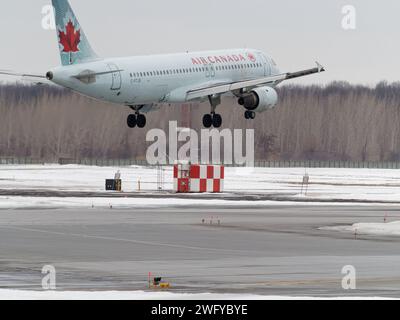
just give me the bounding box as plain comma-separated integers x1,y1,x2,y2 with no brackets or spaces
137,114,147,128
127,107,147,128
127,114,137,128
203,114,213,128
244,110,256,120
203,95,223,128
203,113,222,128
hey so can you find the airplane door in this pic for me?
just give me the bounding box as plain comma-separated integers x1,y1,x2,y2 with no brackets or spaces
205,64,215,78
258,53,270,76
210,64,216,78
107,63,122,90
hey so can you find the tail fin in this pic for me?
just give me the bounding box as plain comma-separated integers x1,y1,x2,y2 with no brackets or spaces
52,0,98,66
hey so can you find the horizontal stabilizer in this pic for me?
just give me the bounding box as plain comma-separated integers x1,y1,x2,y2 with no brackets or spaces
0,70,50,85
0,70,46,79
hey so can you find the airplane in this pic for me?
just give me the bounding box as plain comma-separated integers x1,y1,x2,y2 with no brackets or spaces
0,0,325,129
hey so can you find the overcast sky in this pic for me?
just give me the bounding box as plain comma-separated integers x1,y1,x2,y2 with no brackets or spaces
0,0,399,85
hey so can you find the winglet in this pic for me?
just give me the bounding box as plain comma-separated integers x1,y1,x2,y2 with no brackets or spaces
315,61,325,72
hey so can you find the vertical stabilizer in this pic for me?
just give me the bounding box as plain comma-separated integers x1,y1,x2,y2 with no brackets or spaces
52,0,98,66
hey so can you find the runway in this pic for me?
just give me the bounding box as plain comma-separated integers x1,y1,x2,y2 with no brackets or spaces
1,204,400,297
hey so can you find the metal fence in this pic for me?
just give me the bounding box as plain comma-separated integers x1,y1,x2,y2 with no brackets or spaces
1,157,400,169
252,160,400,169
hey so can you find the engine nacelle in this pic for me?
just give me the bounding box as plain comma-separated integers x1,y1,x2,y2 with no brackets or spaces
238,86,278,112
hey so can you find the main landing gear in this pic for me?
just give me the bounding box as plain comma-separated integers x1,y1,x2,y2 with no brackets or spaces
203,95,222,128
244,110,256,120
127,106,146,128
202,113,222,128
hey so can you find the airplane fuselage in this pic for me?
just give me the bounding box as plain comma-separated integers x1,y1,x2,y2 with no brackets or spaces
49,48,279,110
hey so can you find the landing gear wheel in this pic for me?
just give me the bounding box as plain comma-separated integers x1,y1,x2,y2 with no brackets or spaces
212,114,222,128
203,114,213,128
127,114,137,128
137,114,147,128
245,111,256,120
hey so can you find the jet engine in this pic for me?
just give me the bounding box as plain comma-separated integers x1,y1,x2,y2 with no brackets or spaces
238,86,278,112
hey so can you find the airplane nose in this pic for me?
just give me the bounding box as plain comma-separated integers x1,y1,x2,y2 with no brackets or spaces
46,71,54,80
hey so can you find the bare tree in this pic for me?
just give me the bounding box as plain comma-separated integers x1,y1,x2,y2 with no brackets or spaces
0,82,400,162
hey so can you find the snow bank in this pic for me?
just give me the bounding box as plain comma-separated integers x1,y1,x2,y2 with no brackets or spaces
321,221,400,237
0,289,392,300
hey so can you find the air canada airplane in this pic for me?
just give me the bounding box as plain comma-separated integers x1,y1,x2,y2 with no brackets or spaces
1,0,325,129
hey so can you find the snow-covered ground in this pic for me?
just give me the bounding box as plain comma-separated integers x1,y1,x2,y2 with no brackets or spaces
0,289,392,300
321,221,400,237
0,164,400,208
0,196,303,209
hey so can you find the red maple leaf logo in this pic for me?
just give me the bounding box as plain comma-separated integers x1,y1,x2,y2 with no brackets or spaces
247,53,256,63
59,20,81,53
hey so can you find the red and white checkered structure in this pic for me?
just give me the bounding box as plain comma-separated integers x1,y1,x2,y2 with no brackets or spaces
173,163,224,193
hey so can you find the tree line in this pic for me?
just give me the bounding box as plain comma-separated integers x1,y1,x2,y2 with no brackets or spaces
0,81,399,162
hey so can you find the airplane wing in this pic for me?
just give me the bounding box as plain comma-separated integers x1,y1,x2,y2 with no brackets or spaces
186,62,325,100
